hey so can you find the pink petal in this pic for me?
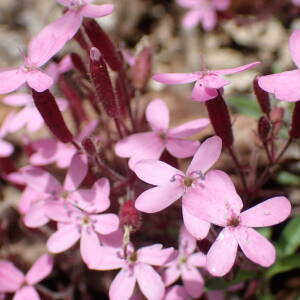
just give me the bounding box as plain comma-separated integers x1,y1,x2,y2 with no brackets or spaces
2,93,31,106
182,205,210,240
182,9,203,30
44,201,72,223
166,138,200,158
183,171,243,226
12,286,40,300
137,244,175,266
163,264,181,286
187,136,222,174
176,0,200,8
164,285,190,300
47,223,80,253
0,261,24,292
80,4,114,18
28,11,82,67
0,68,26,94
6,107,29,133
203,74,230,89
201,8,217,32
169,118,209,138
70,178,110,213
23,201,49,228
57,55,73,74
187,252,206,268
206,228,238,277
80,226,102,267
91,247,125,270
146,99,169,132
19,187,40,214
235,227,276,267
179,224,197,254
21,166,62,195
115,132,165,169
240,196,291,227
25,254,53,285
213,0,230,10
109,268,136,300
258,70,300,102
26,108,45,132
215,62,261,75
100,229,123,248
134,159,182,186
289,30,300,69
0,140,13,157
152,73,198,85
30,138,58,166
135,183,183,213
135,263,165,300
191,81,218,102
182,265,204,298
26,70,54,92
64,153,88,191
92,213,119,235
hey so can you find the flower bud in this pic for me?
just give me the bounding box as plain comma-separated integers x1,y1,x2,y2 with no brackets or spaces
205,91,234,147
32,89,73,143
82,137,97,156
89,47,120,118
132,47,152,90
84,19,122,71
290,101,300,138
253,77,271,115
70,52,87,77
119,200,141,231
258,116,271,142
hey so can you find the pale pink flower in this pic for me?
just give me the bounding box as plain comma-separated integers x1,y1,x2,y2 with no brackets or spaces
164,285,192,300
20,153,88,228
177,0,230,31
184,170,292,276
46,177,119,266
153,62,260,102
45,54,73,83
0,254,53,300
2,93,68,133
115,99,209,169
163,225,206,298
258,30,300,102
91,244,175,300
133,136,222,239
0,112,15,157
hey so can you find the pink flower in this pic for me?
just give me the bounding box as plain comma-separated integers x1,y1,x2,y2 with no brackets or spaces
46,177,119,266
153,62,260,102
177,0,230,31
2,93,68,133
163,225,206,298
0,254,53,300
20,153,88,228
164,285,192,300
91,244,175,300
184,170,292,276
133,136,222,239
115,99,209,169
0,113,14,157
258,30,300,102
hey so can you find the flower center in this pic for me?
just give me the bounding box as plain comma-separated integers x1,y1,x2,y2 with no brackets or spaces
128,252,138,263
82,215,90,225
227,215,240,227
170,171,205,189
183,177,194,187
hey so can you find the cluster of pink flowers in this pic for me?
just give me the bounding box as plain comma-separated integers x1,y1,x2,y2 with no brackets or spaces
0,0,298,299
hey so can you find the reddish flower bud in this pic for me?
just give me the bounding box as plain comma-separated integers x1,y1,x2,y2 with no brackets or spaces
253,77,271,115
82,137,97,156
32,89,73,143
116,73,130,117
132,47,152,90
89,47,120,118
84,19,122,71
205,91,234,147
258,116,271,142
119,200,141,231
290,101,300,138
70,52,87,77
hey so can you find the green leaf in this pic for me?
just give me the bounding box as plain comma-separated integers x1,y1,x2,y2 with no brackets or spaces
265,254,300,279
276,171,300,186
227,95,261,118
257,227,272,239
206,270,258,290
277,215,300,257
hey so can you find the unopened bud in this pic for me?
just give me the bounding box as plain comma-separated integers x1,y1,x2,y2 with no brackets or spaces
254,77,271,115
32,89,73,143
290,101,300,138
132,47,152,90
205,91,234,147
119,200,141,231
89,47,120,118
258,116,271,142
70,52,87,77
84,19,122,71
